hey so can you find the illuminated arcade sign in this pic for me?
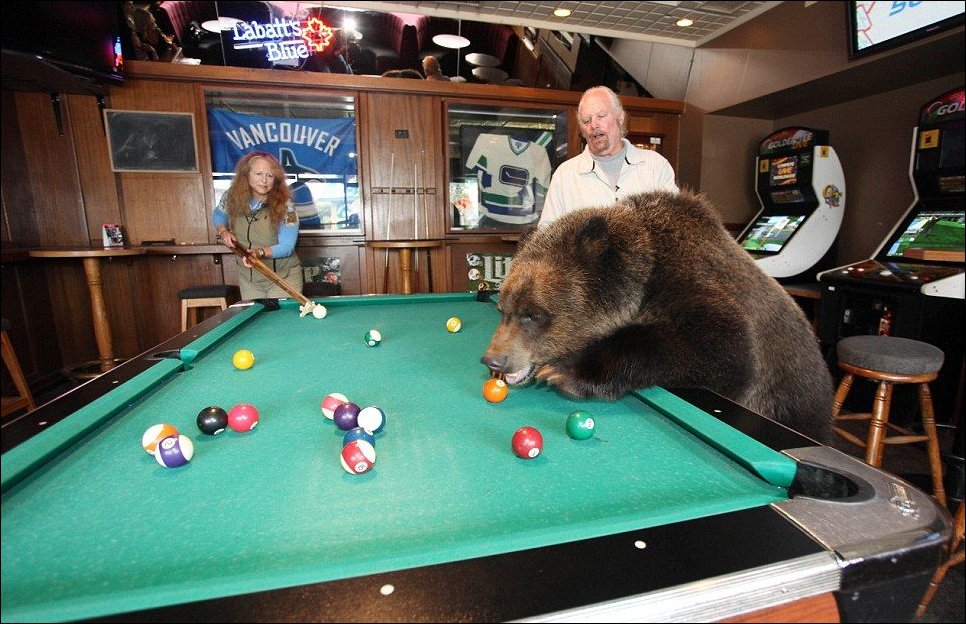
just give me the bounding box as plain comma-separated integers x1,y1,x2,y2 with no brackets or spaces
231,17,334,63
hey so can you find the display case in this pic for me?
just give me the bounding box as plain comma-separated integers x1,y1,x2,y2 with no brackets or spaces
205,89,360,235
446,102,568,231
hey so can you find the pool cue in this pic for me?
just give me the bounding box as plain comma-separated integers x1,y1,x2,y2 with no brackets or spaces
413,161,419,290
229,243,322,318
383,153,395,293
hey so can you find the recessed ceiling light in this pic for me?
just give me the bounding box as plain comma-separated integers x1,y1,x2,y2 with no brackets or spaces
553,8,572,18
676,18,694,27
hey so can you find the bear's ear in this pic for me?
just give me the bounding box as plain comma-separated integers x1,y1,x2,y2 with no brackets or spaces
573,215,611,261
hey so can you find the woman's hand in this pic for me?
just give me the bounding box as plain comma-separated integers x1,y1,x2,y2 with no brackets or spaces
219,229,236,248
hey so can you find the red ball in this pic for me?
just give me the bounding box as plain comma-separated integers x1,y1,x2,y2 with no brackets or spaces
341,439,376,474
512,426,543,459
228,403,260,432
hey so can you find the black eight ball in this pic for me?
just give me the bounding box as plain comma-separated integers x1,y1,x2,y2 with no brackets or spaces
197,406,229,435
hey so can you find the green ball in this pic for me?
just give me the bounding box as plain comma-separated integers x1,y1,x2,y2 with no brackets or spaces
364,329,382,347
566,410,595,440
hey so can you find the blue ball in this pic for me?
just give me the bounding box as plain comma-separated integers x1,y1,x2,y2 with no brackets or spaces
155,434,194,468
357,406,386,433
343,426,376,448
333,402,361,431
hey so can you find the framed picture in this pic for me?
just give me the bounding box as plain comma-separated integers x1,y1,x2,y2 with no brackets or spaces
104,110,199,173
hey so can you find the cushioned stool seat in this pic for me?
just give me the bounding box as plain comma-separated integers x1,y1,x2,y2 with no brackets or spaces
178,285,239,332
2,317,36,418
832,334,946,505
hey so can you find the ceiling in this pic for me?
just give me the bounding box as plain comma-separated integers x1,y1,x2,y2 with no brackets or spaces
326,1,782,47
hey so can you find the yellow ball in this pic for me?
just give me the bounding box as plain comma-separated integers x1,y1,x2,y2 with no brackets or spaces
446,316,462,333
232,349,255,370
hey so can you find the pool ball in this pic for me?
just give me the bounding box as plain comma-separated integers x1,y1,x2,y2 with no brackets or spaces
566,410,596,440
228,403,260,432
445,316,462,333
197,406,229,436
232,349,255,370
483,378,508,403
142,423,179,455
333,402,361,431
343,426,376,448
155,434,194,468
357,406,386,433
311,304,328,319
321,392,349,420
364,329,382,347
341,439,376,474
512,426,543,459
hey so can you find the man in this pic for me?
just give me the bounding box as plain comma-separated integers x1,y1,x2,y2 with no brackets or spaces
538,86,678,227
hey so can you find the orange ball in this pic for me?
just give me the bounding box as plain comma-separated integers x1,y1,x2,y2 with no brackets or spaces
483,378,508,403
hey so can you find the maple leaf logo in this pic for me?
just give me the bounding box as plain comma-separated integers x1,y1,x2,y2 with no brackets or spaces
301,17,334,52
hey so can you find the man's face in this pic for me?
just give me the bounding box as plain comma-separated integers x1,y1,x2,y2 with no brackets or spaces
578,93,625,157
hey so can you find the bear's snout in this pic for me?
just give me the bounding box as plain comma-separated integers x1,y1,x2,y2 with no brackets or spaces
480,351,507,374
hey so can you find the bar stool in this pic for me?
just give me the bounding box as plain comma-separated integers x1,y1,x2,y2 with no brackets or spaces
178,285,239,332
1,317,36,418
831,334,946,506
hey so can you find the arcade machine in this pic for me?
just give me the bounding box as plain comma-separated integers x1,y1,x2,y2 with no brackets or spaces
818,86,965,505
737,127,846,284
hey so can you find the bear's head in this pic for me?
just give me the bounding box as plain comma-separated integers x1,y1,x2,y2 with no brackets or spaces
480,206,652,388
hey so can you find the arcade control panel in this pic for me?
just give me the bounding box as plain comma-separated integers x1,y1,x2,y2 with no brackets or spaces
828,259,962,291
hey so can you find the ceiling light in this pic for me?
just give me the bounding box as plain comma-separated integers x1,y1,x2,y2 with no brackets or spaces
676,18,694,27
553,8,572,18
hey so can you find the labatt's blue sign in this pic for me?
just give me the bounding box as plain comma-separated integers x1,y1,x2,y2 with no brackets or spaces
231,16,334,62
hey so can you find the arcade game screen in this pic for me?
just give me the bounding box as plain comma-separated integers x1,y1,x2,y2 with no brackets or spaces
766,156,805,204
884,210,965,259
739,214,808,254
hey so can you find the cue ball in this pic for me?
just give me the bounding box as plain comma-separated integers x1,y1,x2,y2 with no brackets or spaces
341,439,376,474
232,349,255,370
142,423,179,454
364,329,382,347
483,378,509,403
512,426,543,459
445,316,462,333
197,406,229,436
566,410,596,440
228,403,260,432
357,406,386,433
343,426,376,448
321,392,349,420
333,402,361,430
312,304,328,319
155,434,194,468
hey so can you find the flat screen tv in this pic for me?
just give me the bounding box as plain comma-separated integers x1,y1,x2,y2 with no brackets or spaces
848,1,964,59
1,1,123,85
738,214,808,255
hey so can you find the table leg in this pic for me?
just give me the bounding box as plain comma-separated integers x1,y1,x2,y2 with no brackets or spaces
80,257,117,373
398,248,413,294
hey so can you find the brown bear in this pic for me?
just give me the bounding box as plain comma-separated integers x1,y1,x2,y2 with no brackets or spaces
481,190,833,443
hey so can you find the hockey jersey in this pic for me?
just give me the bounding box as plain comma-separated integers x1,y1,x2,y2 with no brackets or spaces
465,133,552,224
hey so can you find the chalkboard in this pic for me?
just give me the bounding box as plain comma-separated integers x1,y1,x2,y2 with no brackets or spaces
104,110,199,172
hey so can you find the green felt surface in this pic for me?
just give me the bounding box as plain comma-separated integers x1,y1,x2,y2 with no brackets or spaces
1,294,792,622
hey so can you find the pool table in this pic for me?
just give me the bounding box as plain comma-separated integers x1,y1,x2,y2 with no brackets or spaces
1,293,953,623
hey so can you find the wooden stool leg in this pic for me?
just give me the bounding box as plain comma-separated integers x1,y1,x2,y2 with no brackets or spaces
180,300,189,333
918,383,947,507
917,501,965,616
832,373,854,418
866,381,893,468
1,330,36,413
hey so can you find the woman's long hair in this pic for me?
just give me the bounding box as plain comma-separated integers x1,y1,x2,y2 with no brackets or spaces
223,152,293,228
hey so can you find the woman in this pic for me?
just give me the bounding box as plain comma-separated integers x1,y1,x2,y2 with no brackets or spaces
214,152,303,300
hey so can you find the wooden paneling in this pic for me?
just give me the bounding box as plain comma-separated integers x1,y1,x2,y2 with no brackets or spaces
15,92,88,245
69,94,122,240
118,175,209,244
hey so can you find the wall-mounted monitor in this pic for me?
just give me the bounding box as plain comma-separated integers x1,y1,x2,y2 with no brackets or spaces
848,1,964,59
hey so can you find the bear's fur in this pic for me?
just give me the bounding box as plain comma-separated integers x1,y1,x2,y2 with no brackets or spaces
481,190,833,443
